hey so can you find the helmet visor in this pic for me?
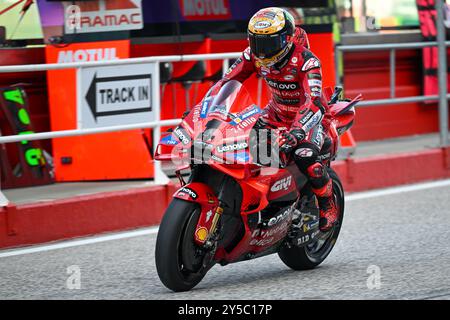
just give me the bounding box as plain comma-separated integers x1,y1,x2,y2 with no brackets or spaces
248,32,287,58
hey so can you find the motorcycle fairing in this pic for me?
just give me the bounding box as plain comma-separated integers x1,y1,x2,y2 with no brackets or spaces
173,182,220,244
329,94,361,136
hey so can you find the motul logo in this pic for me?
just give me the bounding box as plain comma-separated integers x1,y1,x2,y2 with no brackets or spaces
57,48,117,63
180,0,231,21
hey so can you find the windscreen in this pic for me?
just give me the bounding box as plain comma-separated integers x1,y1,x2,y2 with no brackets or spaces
201,80,255,121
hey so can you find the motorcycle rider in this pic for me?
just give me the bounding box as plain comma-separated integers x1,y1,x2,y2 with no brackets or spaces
216,7,338,232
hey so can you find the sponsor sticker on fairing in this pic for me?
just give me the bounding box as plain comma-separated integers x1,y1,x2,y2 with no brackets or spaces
299,110,314,125
267,207,291,227
161,134,180,146
225,57,242,75
216,142,248,153
236,116,257,130
225,151,250,163
174,127,191,145
200,97,212,118
230,107,260,125
270,176,292,192
302,111,323,132
208,105,229,119
178,187,198,199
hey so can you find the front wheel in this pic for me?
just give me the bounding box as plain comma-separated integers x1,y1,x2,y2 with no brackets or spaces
155,199,212,292
278,168,345,270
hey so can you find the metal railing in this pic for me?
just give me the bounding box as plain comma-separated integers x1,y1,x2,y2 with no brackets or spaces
334,1,448,147
0,52,241,206
334,41,450,106
335,0,449,149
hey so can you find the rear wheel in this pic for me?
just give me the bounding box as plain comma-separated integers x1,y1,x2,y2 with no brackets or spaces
278,168,344,270
155,199,213,292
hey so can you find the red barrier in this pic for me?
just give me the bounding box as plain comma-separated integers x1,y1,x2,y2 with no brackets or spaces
0,183,178,249
332,148,450,192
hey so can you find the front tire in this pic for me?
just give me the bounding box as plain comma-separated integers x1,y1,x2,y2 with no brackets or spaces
278,168,344,270
155,199,211,292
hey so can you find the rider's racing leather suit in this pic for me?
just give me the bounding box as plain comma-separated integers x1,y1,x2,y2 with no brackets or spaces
217,28,336,230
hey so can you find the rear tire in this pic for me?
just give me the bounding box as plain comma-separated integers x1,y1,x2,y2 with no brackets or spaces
155,199,210,292
278,168,344,270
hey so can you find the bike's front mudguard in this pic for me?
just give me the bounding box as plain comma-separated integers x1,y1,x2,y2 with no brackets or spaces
173,182,220,245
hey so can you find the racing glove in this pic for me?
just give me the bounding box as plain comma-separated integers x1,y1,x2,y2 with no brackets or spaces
279,129,306,154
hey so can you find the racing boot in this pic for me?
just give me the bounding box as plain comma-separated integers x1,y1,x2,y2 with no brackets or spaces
312,179,338,232
304,162,339,232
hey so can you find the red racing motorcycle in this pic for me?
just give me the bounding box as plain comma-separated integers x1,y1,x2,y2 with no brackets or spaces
154,80,361,292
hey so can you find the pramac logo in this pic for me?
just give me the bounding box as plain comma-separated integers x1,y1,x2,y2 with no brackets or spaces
64,0,143,34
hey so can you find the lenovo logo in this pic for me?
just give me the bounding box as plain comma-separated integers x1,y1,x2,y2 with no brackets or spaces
266,79,299,91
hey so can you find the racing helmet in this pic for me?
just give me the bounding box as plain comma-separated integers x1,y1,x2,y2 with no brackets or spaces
248,7,296,67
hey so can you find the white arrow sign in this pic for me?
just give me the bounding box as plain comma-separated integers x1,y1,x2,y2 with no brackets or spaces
79,63,156,128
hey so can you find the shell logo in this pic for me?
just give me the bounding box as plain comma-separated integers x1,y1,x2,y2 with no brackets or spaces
195,227,209,242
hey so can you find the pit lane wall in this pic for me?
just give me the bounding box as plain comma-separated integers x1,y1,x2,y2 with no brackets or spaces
1,147,449,250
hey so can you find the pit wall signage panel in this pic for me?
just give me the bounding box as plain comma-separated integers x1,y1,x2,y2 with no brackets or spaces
0,87,53,189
